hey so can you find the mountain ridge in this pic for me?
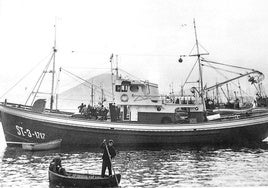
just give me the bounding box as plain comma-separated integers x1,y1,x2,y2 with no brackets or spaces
58,73,112,111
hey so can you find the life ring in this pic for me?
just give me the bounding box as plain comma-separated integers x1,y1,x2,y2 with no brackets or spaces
156,106,161,111
120,94,129,102
195,107,199,111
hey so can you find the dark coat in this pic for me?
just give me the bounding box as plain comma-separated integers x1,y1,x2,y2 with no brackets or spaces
101,143,116,162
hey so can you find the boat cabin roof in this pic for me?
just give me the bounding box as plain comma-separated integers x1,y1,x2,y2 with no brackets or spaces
117,79,158,87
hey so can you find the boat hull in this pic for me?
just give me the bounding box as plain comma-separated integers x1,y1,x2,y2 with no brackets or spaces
1,105,268,147
48,170,121,187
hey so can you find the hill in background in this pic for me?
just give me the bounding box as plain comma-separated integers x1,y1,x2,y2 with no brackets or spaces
58,73,112,112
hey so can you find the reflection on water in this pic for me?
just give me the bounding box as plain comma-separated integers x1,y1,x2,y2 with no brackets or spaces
1,144,268,187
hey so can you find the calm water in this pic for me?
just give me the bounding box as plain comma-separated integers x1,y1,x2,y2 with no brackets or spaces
1,124,268,187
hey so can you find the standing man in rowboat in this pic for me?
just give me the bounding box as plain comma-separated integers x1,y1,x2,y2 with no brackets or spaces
100,139,116,177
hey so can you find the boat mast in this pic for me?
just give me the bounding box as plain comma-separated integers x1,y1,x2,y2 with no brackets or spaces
91,80,94,106
193,19,206,111
180,85,184,97
115,54,119,79
216,83,219,106
101,85,104,105
238,80,244,104
226,83,230,102
110,54,115,102
55,67,62,110
50,24,57,111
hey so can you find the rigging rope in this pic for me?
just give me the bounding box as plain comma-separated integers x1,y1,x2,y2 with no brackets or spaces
0,52,53,99
118,68,148,84
60,68,113,97
199,59,259,98
189,44,196,56
182,58,198,88
201,58,257,72
25,53,54,106
202,63,242,76
62,72,111,97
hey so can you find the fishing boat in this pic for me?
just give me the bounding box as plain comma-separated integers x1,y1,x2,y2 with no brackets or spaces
1,20,268,147
22,139,62,151
48,170,121,187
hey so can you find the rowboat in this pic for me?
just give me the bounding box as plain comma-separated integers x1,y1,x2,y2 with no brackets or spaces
212,108,253,116
22,139,62,151
48,170,121,187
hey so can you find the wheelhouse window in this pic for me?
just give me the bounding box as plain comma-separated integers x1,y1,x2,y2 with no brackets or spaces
130,85,139,92
115,85,121,92
121,85,128,92
115,85,128,92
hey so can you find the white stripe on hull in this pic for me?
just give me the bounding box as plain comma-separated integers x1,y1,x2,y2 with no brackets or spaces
1,105,268,132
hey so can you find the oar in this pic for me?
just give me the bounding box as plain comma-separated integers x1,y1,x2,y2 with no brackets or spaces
105,143,119,186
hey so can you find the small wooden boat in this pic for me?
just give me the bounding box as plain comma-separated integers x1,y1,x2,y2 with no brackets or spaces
212,108,253,116
22,139,62,151
48,170,121,187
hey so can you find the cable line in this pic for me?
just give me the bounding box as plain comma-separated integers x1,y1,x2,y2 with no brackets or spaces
60,68,113,97
0,52,53,99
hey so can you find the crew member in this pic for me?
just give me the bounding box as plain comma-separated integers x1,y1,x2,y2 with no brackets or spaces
78,103,86,114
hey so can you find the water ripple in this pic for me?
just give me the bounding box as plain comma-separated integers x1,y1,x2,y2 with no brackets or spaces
0,145,268,187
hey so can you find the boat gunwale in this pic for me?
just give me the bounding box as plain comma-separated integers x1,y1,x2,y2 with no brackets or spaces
49,170,121,188
49,169,114,181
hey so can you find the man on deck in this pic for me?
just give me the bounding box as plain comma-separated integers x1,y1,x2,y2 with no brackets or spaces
78,103,86,114
100,139,116,177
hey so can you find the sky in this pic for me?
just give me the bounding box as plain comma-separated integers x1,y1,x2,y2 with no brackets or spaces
0,0,268,104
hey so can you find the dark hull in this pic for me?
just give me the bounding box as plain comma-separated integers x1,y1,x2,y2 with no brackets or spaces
48,170,121,187
1,105,268,147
